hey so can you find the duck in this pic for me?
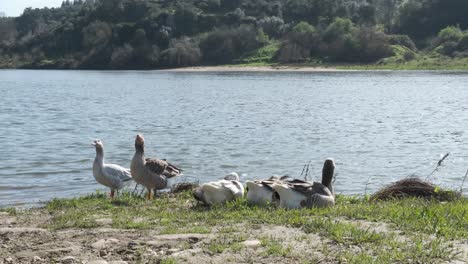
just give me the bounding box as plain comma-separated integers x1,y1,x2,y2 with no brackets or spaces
92,139,133,198
130,134,182,199
271,159,336,209
193,172,244,206
246,175,292,206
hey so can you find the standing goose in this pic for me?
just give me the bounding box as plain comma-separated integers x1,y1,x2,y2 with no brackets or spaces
193,172,244,206
246,175,292,206
272,159,336,209
92,139,133,198
131,134,182,199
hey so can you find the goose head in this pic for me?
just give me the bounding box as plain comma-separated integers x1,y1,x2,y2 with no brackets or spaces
271,183,307,209
192,186,207,205
322,159,335,194
92,139,104,153
246,180,276,206
224,172,239,181
135,134,145,153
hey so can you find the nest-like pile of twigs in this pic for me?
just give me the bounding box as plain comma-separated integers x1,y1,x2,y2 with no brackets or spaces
370,177,460,201
171,182,199,193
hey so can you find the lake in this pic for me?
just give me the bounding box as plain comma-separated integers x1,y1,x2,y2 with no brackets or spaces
1,69,468,207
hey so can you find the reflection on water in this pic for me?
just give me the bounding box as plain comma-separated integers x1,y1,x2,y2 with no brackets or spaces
1,70,468,207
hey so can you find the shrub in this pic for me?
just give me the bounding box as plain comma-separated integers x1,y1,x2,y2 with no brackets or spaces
323,18,355,43
257,16,285,38
388,35,417,51
160,37,201,67
437,26,463,44
292,21,316,34
199,25,261,64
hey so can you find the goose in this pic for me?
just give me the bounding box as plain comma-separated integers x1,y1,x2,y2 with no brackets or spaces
193,172,244,206
271,159,335,209
130,134,182,199
92,139,133,198
246,175,292,206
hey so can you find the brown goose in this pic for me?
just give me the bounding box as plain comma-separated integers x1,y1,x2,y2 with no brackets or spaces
130,134,182,199
271,159,335,209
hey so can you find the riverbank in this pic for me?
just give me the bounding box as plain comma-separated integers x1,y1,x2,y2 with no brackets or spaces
0,192,466,264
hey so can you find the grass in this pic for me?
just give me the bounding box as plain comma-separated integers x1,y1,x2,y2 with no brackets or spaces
42,192,467,240
5,191,462,263
228,44,468,70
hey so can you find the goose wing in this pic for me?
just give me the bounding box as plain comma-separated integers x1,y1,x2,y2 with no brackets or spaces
145,158,182,178
103,164,133,182
221,180,244,198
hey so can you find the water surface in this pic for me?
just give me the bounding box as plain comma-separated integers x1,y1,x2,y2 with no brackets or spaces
1,70,468,207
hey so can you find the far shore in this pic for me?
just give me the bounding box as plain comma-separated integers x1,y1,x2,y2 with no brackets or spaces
161,65,353,72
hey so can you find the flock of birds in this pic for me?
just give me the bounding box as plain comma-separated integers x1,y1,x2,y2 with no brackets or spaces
92,134,336,209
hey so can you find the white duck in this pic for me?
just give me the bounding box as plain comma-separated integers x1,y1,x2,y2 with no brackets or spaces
131,134,182,199
246,175,292,206
92,139,133,198
271,159,336,209
193,172,244,206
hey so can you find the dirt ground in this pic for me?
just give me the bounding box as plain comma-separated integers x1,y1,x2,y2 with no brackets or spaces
0,210,466,264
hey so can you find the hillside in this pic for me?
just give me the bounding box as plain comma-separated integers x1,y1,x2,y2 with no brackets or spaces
1,0,468,70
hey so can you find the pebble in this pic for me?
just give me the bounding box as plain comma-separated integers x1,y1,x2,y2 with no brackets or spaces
242,240,261,248
99,250,107,257
88,261,108,264
5,257,14,263
60,256,77,264
33,256,43,263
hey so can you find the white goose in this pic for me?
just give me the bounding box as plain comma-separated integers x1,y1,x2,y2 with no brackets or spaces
130,134,182,199
246,175,292,206
92,139,133,198
271,159,336,209
193,172,244,206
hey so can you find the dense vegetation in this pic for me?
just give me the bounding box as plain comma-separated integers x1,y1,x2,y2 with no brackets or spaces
1,0,468,69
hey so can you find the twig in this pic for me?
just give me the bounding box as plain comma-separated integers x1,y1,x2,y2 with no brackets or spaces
364,175,372,195
426,152,450,180
460,168,468,193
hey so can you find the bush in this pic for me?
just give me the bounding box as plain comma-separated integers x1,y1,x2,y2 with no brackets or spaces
323,18,355,43
257,16,285,38
292,21,316,34
277,22,319,63
199,25,262,64
437,26,463,43
388,35,417,51
160,37,201,67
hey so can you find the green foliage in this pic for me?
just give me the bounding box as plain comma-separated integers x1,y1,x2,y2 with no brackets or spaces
199,25,262,64
438,26,463,43
292,21,315,34
0,0,467,69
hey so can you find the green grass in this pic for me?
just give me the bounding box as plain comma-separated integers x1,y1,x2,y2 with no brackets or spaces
42,192,467,240
32,191,467,263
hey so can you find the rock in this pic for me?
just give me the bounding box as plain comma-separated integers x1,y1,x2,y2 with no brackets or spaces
167,248,181,254
242,240,261,248
171,248,202,258
95,218,113,225
91,238,119,250
88,261,108,264
108,262,128,264
99,250,107,257
5,257,14,263
32,256,43,263
60,256,77,264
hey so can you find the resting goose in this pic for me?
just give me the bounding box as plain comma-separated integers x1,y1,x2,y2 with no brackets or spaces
246,175,292,206
130,134,182,199
92,139,133,198
193,172,244,206
272,159,336,209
